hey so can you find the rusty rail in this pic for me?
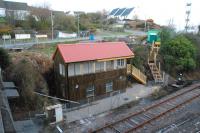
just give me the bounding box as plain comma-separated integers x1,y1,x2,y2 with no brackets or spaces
92,83,200,133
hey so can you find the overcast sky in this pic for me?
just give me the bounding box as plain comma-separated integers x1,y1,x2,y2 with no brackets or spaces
6,0,200,31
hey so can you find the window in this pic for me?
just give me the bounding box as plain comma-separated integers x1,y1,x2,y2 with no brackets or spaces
106,82,113,93
89,62,94,73
59,64,62,75
62,65,65,76
106,60,114,70
59,63,65,76
95,62,104,72
83,62,89,74
117,59,125,68
75,63,81,75
68,63,75,76
86,85,95,98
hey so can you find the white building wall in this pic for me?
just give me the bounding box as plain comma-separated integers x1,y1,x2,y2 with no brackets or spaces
55,107,63,122
0,8,6,17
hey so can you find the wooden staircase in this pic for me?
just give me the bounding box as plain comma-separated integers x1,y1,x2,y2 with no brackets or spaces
127,64,147,85
148,42,164,83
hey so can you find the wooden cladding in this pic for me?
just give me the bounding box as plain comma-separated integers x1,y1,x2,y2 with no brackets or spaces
68,68,127,101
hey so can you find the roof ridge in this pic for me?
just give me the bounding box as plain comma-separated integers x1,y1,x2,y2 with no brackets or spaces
57,41,126,46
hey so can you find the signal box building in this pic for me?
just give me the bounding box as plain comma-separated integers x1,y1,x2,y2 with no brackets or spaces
52,42,134,103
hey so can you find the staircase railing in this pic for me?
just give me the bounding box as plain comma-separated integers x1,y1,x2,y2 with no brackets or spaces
127,64,147,84
148,41,164,83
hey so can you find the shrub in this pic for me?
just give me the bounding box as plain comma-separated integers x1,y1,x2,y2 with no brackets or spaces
160,35,196,73
0,48,10,70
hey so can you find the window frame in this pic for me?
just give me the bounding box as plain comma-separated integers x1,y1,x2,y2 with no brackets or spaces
75,63,81,75
106,60,114,70
86,85,95,98
117,59,125,68
68,63,75,77
95,61,104,72
59,63,65,76
106,81,113,93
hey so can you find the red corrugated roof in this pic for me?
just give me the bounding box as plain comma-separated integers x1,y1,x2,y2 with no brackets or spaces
53,42,134,63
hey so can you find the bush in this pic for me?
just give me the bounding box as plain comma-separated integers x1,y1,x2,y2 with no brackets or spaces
0,48,10,70
7,59,49,110
132,45,149,72
160,35,196,73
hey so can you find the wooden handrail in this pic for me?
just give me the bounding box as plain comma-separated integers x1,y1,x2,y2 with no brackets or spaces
148,42,163,83
127,64,147,84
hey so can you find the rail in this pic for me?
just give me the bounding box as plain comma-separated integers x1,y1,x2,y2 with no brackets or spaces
92,83,200,133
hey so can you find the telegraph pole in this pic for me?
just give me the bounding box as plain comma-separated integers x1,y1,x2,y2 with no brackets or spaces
185,2,192,32
74,11,83,38
77,13,80,37
51,10,54,40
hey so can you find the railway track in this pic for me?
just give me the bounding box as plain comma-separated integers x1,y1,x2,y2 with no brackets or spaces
91,83,200,133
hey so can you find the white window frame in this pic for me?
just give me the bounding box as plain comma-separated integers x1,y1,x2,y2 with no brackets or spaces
106,82,113,93
68,63,75,77
83,62,89,74
117,59,125,68
95,61,104,72
106,60,114,70
59,64,62,75
62,64,65,76
75,63,81,75
59,63,65,76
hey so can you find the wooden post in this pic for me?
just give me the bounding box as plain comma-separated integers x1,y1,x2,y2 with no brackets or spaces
159,62,161,73
80,63,83,75
154,53,156,65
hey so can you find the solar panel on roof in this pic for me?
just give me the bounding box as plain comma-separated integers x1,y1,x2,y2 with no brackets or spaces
109,8,119,16
114,8,126,16
121,8,134,16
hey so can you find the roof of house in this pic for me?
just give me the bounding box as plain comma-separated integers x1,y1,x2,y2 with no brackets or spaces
4,89,19,99
53,42,134,63
2,82,15,89
4,1,28,10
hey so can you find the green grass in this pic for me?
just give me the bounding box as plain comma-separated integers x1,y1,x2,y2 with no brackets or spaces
97,30,132,36
29,40,78,58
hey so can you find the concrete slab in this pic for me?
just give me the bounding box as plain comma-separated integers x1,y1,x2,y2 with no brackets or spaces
14,120,39,133
64,84,160,123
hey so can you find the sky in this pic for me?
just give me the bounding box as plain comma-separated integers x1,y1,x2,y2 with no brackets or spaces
6,0,200,31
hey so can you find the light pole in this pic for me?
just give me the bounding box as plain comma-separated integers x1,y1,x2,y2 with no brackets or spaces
74,11,84,38
51,10,54,40
77,13,80,38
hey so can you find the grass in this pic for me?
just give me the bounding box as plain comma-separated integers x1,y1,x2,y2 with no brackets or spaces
29,40,78,58
97,30,132,36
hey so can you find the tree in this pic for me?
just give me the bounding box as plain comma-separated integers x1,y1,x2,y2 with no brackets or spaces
0,48,10,70
54,13,76,32
160,26,176,45
29,6,51,31
160,35,196,73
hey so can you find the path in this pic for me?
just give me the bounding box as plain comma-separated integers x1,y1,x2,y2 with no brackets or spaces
64,84,160,123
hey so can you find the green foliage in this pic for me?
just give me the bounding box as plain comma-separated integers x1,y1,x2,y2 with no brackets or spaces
160,35,196,73
0,48,10,70
54,15,77,32
132,45,148,72
185,34,200,68
160,27,176,45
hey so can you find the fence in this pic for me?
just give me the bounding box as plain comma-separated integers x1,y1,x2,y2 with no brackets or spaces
62,89,126,112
